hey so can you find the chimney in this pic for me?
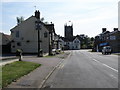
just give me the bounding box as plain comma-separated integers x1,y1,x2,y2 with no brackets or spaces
113,28,118,31
102,28,106,33
35,10,40,19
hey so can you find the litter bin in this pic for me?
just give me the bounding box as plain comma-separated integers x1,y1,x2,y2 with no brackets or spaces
16,49,22,61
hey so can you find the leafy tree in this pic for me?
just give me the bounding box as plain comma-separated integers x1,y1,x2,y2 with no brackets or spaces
40,17,49,24
16,16,24,24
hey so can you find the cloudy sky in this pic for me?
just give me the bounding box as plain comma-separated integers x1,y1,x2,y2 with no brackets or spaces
1,0,119,37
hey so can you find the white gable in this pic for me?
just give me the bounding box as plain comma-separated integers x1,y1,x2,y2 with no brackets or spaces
73,37,80,43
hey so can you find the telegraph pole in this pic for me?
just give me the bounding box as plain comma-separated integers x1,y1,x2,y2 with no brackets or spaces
35,19,41,57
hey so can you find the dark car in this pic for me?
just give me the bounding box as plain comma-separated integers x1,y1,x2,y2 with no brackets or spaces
102,46,112,55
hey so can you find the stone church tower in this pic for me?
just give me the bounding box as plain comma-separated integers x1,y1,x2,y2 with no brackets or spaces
64,21,73,40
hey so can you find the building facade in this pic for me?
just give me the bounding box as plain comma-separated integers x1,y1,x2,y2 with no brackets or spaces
0,33,11,53
60,36,81,50
10,10,57,54
62,22,81,50
93,28,120,53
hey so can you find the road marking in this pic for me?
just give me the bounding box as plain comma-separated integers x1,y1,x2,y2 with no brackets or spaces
58,63,64,69
92,59,100,63
92,59,118,73
61,64,64,69
102,63,118,73
38,60,64,89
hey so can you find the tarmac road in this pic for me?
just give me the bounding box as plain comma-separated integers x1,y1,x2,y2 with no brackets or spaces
43,50,118,88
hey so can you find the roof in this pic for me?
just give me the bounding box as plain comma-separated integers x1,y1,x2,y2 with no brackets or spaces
44,24,56,34
10,15,56,35
60,36,81,42
10,16,35,31
0,32,11,45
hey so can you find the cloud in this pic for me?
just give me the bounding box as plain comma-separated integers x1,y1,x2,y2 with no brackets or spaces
1,0,118,37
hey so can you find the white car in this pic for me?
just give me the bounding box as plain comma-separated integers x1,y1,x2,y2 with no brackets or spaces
52,49,56,55
102,46,112,55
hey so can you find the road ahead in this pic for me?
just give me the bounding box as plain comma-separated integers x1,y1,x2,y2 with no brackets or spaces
43,50,118,88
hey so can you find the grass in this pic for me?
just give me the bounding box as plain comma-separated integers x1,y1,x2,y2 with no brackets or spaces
113,53,120,56
2,61,41,88
44,55,56,58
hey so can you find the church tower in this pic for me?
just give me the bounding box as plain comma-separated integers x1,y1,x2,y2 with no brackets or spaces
64,21,73,40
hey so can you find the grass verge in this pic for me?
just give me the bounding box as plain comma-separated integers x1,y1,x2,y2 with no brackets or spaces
44,55,56,58
113,53,120,56
2,61,41,88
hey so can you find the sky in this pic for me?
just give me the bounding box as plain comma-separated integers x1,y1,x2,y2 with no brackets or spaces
1,0,119,37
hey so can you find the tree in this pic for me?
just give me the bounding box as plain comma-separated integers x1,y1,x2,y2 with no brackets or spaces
40,17,49,24
40,17,44,22
16,16,24,24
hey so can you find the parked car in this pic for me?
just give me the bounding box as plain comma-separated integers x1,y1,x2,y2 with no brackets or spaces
52,49,56,55
102,46,112,55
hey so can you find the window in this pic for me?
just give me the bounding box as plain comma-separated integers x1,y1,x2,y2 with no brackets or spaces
44,32,47,38
17,42,21,46
16,31,19,38
110,36,116,40
76,46,78,48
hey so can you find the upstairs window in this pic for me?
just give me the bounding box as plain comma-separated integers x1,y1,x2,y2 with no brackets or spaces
44,32,48,38
16,31,19,38
17,42,21,46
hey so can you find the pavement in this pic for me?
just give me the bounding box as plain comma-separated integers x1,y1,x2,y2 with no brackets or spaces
4,52,70,88
43,50,118,88
0,59,18,66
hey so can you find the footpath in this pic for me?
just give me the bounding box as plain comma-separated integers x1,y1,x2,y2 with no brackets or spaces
4,52,70,89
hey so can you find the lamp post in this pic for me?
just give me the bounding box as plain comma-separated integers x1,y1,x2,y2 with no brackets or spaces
35,19,41,57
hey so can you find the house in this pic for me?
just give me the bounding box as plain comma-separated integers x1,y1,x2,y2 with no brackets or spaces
60,36,81,50
62,21,81,50
93,28,120,53
59,37,65,50
0,33,11,53
10,10,56,55
65,37,81,50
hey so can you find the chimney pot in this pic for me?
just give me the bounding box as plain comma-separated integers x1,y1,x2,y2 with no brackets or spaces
102,28,106,33
113,28,118,31
35,10,40,19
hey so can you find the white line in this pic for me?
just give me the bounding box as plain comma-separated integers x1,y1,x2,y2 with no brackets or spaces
92,59,100,63
60,64,64,69
92,59,118,73
102,63,118,73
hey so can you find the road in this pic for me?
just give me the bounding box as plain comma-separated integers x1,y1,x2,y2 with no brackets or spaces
43,50,118,88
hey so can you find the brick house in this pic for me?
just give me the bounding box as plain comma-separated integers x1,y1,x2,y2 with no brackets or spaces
93,28,120,53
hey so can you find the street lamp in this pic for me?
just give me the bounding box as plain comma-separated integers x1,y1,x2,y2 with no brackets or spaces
35,19,41,57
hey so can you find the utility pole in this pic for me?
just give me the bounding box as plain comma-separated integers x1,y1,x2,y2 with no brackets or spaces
35,19,41,57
